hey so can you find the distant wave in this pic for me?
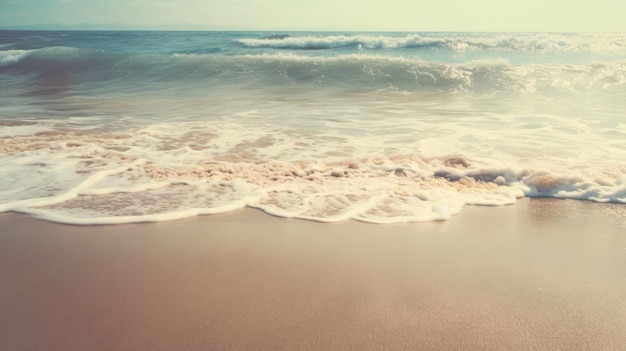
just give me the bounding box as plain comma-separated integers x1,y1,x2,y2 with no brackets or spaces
0,46,104,68
237,34,475,50
222,53,626,94
236,33,626,53
2,47,625,95
0,49,33,66
0,46,141,82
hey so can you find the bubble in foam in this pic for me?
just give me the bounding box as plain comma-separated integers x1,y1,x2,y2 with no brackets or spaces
1,114,624,225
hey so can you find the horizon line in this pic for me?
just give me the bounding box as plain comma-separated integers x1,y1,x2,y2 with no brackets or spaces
0,24,617,33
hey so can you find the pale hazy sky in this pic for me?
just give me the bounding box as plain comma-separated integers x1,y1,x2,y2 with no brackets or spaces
1,0,624,31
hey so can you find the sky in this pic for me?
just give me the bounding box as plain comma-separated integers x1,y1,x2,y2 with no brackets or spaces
0,0,624,31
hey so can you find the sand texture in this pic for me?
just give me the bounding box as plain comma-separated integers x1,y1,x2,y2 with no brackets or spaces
1,199,626,350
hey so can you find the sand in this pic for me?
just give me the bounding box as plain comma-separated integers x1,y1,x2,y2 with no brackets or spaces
1,198,626,350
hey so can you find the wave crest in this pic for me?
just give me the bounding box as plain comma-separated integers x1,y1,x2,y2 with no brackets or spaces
2,47,625,95
225,53,626,94
0,49,33,66
237,34,447,50
236,33,626,53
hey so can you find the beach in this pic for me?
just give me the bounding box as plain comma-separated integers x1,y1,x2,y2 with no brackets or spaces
2,31,626,226
2,30,626,350
2,198,625,350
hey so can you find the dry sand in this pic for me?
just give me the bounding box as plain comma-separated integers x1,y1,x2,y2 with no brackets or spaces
1,198,626,350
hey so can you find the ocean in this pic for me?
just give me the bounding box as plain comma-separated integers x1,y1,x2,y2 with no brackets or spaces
0,31,624,224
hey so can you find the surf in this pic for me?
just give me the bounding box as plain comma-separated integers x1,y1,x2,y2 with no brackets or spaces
1,31,625,225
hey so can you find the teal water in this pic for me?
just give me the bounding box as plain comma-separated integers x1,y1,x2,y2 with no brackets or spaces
1,31,625,224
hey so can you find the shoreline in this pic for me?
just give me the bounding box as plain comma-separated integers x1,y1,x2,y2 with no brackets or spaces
1,198,626,350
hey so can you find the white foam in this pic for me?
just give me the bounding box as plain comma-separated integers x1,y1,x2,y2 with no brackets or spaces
237,34,441,50
0,162,140,212
1,85,624,225
0,138,621,225
236,33,626,54
20,202,247,225
0,124,57,137
0,49,32,66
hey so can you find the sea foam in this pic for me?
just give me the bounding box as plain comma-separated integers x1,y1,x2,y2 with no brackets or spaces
1,31,625,225
1,117,624,225
236,33,626,53
0,49,33,66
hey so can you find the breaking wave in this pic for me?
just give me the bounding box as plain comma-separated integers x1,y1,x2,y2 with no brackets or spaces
2,31,625,225
2,47,625,95
0,49,33,66
236,33,626,53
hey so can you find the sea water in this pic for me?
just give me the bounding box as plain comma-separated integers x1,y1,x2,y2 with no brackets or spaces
0,31,624,224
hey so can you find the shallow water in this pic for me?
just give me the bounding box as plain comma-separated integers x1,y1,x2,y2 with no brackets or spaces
1,31,625,224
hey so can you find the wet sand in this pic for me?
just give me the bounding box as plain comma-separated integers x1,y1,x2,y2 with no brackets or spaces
1,199,626,350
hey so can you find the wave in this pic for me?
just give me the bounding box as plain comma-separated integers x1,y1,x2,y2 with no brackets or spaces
0,123,624,225
195,53,626,94
0,49,33,66
237,34,444,50
0,151,624,225
0,46,114,72
236,33,626,53
2,47,625,95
